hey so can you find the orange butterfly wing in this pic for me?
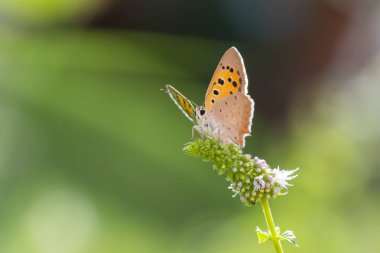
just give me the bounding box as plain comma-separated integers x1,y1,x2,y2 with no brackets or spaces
204,47,248,112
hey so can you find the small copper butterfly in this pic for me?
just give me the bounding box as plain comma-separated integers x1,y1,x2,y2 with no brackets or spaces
164,47,254,148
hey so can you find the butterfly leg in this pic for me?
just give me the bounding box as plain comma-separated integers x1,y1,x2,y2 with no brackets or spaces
192,125,202,140
192,125,205,140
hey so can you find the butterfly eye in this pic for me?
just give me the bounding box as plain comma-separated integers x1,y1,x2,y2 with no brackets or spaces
200,109,205,116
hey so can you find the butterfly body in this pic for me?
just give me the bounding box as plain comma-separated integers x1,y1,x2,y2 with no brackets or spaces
164,47,254,148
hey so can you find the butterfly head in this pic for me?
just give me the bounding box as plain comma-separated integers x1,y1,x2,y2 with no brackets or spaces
195,106,206,122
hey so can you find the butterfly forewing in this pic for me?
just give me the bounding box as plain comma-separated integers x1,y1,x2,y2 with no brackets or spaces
204,47,248,112
164,85,196,122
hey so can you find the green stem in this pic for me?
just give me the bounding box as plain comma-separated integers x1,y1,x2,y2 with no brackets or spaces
261,197,284,253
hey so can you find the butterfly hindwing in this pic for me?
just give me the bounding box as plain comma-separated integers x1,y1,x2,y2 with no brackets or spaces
206,92,254,147
164,85,196,122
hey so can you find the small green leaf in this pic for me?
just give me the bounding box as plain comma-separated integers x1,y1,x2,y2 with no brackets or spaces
256,227,270,244
280,230,300,247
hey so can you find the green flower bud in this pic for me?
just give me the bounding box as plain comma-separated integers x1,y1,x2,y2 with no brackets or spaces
183,139,298,206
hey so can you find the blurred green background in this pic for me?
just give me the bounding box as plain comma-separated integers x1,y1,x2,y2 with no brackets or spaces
0,0,380,252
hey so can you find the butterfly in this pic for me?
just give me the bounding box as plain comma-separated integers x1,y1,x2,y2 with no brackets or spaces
163,47,254,148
